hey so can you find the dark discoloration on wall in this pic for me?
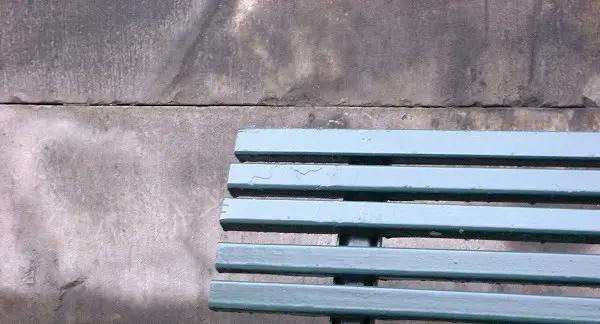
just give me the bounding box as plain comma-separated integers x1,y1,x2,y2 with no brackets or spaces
146,0,238,101
2,0,600,106
42,134,142,216
518,0,600,107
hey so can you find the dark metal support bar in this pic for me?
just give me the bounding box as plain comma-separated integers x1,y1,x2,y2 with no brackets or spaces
332,159,388,324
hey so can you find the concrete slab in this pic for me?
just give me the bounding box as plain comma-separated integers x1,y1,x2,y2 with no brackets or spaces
3,1,600,106
1,105,600,323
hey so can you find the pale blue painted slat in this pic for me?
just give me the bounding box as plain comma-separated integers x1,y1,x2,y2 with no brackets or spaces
220,198,600,242
227,164,600,203
216,243,600,285
209,281,600,323
234,129,600,165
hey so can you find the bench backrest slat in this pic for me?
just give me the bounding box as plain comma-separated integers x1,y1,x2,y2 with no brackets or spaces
210,281,600,323
217,243,600,285
220,198,600,243
235,129,600,166
228,164,600,203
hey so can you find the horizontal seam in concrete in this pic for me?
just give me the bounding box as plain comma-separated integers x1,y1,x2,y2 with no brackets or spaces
0,102,595,109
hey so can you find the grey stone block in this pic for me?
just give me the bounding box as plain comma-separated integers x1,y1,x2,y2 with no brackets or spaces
3,1,600,106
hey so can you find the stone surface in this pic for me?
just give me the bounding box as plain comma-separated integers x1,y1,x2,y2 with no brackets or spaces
2,105,600,323
2,1,600,106
3,1,600,323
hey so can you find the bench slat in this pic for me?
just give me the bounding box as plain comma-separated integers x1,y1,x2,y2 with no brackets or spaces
228,164,600,203
209,281,600,323
235,129,600,166
216,243,600,285
220,198,600,242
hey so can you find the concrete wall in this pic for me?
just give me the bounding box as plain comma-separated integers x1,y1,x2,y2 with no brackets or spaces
3,106,600,324
2,1,600,323
3,0,600,106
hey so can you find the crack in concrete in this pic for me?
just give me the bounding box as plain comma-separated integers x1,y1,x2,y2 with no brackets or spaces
0,102,592,108
59,278,86,291
55,277,87,314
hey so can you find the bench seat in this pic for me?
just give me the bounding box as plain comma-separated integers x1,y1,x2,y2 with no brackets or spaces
209,129,600,323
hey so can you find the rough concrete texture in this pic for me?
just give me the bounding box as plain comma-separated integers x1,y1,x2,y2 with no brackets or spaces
3,0,600,323
2,0,600,106
2,105,600,323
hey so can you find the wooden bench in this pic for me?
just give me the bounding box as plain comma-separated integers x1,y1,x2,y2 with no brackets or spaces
209,129,600,323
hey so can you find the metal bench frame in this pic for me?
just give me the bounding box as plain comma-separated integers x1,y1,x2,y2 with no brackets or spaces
209,129,600,323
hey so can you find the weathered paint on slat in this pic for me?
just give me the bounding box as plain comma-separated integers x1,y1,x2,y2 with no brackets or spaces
227,164,600,203
235,129,600,166
209,281,600,323
216,243,600,285
220,198,600,242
